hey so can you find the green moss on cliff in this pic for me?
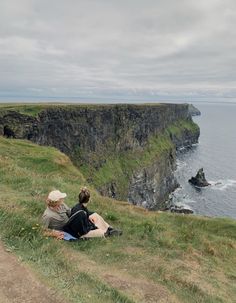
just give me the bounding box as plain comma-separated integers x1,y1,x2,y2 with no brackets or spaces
98,134,172,198
0,104,48,117
0,103,164,117
167,119,199,138
79,119,198,200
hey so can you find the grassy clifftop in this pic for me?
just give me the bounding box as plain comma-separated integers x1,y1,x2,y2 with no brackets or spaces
0,136,235,303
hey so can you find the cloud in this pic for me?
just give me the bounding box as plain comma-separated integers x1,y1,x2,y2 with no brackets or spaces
0,0,236,101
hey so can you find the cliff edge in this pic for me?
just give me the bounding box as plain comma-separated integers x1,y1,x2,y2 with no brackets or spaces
0,103,199,209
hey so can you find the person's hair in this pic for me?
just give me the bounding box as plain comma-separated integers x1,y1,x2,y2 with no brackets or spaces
78,187,90,204
46,198,60,207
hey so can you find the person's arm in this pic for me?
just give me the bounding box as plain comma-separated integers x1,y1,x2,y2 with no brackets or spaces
43,229,64,240
83,205,94,217
87,209,94,216
63,202,71,217
42,214,64,240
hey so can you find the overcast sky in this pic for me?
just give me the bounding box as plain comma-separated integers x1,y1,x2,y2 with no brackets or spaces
0,0,236,102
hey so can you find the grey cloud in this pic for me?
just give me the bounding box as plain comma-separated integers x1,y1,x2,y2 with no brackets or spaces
0,0,236,101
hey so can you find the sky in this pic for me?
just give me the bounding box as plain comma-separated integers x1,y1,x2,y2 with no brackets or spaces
0,0,236,103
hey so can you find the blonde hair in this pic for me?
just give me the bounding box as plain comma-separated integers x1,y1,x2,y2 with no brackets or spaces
46,198,61,207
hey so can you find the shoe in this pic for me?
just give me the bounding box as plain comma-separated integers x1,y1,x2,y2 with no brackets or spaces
105,228,123,237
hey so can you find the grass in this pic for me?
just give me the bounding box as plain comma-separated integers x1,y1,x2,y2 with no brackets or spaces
0,103,164,117
0,136,236,303
167,119,200,139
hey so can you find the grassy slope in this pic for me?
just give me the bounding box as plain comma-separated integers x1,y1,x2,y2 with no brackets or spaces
0,136,236,303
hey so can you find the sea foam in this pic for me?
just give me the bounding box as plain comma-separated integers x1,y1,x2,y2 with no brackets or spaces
209,179,236,191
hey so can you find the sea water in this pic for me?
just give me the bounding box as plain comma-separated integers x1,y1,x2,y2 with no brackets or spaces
172,102,236,219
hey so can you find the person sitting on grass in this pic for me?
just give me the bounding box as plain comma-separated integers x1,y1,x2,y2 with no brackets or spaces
63,187,122,238
42,188,122,240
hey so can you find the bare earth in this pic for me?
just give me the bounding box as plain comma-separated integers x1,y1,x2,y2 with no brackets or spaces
0,242,67,303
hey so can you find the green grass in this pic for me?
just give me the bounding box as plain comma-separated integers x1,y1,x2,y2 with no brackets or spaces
0,103,164,117
0,136,236,303
167,119,200,138
0,104,49,117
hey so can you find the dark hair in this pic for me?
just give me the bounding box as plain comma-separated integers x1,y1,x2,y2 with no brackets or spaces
79,187,90,204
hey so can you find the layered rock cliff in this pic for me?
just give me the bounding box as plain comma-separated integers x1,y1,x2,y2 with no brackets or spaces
0,103,199,209
188,104,201,116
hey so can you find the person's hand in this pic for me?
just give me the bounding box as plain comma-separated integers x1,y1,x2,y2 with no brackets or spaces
90,217,95,223
54,230,64,240
44,229,64,240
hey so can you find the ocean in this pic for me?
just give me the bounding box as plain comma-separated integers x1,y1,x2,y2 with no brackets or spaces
172,102,236,219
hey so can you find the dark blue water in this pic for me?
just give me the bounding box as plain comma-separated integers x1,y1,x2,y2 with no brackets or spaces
173,103,236,219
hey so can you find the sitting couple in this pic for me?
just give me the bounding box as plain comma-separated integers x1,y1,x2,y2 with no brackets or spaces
42,187,122,240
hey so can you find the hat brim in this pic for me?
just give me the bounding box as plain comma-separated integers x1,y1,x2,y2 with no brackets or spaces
48,191,67,202
60,193,67,199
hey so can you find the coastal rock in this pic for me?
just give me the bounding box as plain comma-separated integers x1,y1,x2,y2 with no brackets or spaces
0,111,36,139
128,152,178,210
169,204,194,214
188,104,201,116
189,168,210,187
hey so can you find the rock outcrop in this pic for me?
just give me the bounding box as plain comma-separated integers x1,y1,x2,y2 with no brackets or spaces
0,103,200,209
128,150,178,209
188,104,201,116
189,168,210,187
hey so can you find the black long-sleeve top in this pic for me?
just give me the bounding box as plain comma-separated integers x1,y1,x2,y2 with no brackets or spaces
63,203,96,238
71,203,94,218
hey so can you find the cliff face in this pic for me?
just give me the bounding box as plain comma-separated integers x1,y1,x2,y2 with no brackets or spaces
0,110,37,139
188,104,201,116
128,149,177,209
0,103,199,209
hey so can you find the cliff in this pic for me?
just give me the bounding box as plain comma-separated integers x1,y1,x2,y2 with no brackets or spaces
188,104,201,116
0,103,199,209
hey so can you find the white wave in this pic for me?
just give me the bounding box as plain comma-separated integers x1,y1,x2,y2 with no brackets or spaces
169,188,196,207
182,198,196,205
176,160,187,169
209,179,236,191
175,202,193,209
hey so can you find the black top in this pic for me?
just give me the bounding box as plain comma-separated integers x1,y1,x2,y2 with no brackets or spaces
63,203,96,238
71,203,94,217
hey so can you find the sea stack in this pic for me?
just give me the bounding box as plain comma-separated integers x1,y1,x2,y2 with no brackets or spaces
189,168,210,187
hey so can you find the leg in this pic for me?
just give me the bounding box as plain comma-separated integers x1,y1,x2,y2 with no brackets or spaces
81,213,110,238
89,213,110,232
81,228,105,238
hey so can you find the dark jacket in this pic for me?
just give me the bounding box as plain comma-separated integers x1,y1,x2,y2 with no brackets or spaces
71,203,94,217
63,204,96,238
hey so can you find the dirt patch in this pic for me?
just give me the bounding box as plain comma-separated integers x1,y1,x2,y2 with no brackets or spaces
104,273,177,303
62,246,180,303
0,241,69,303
